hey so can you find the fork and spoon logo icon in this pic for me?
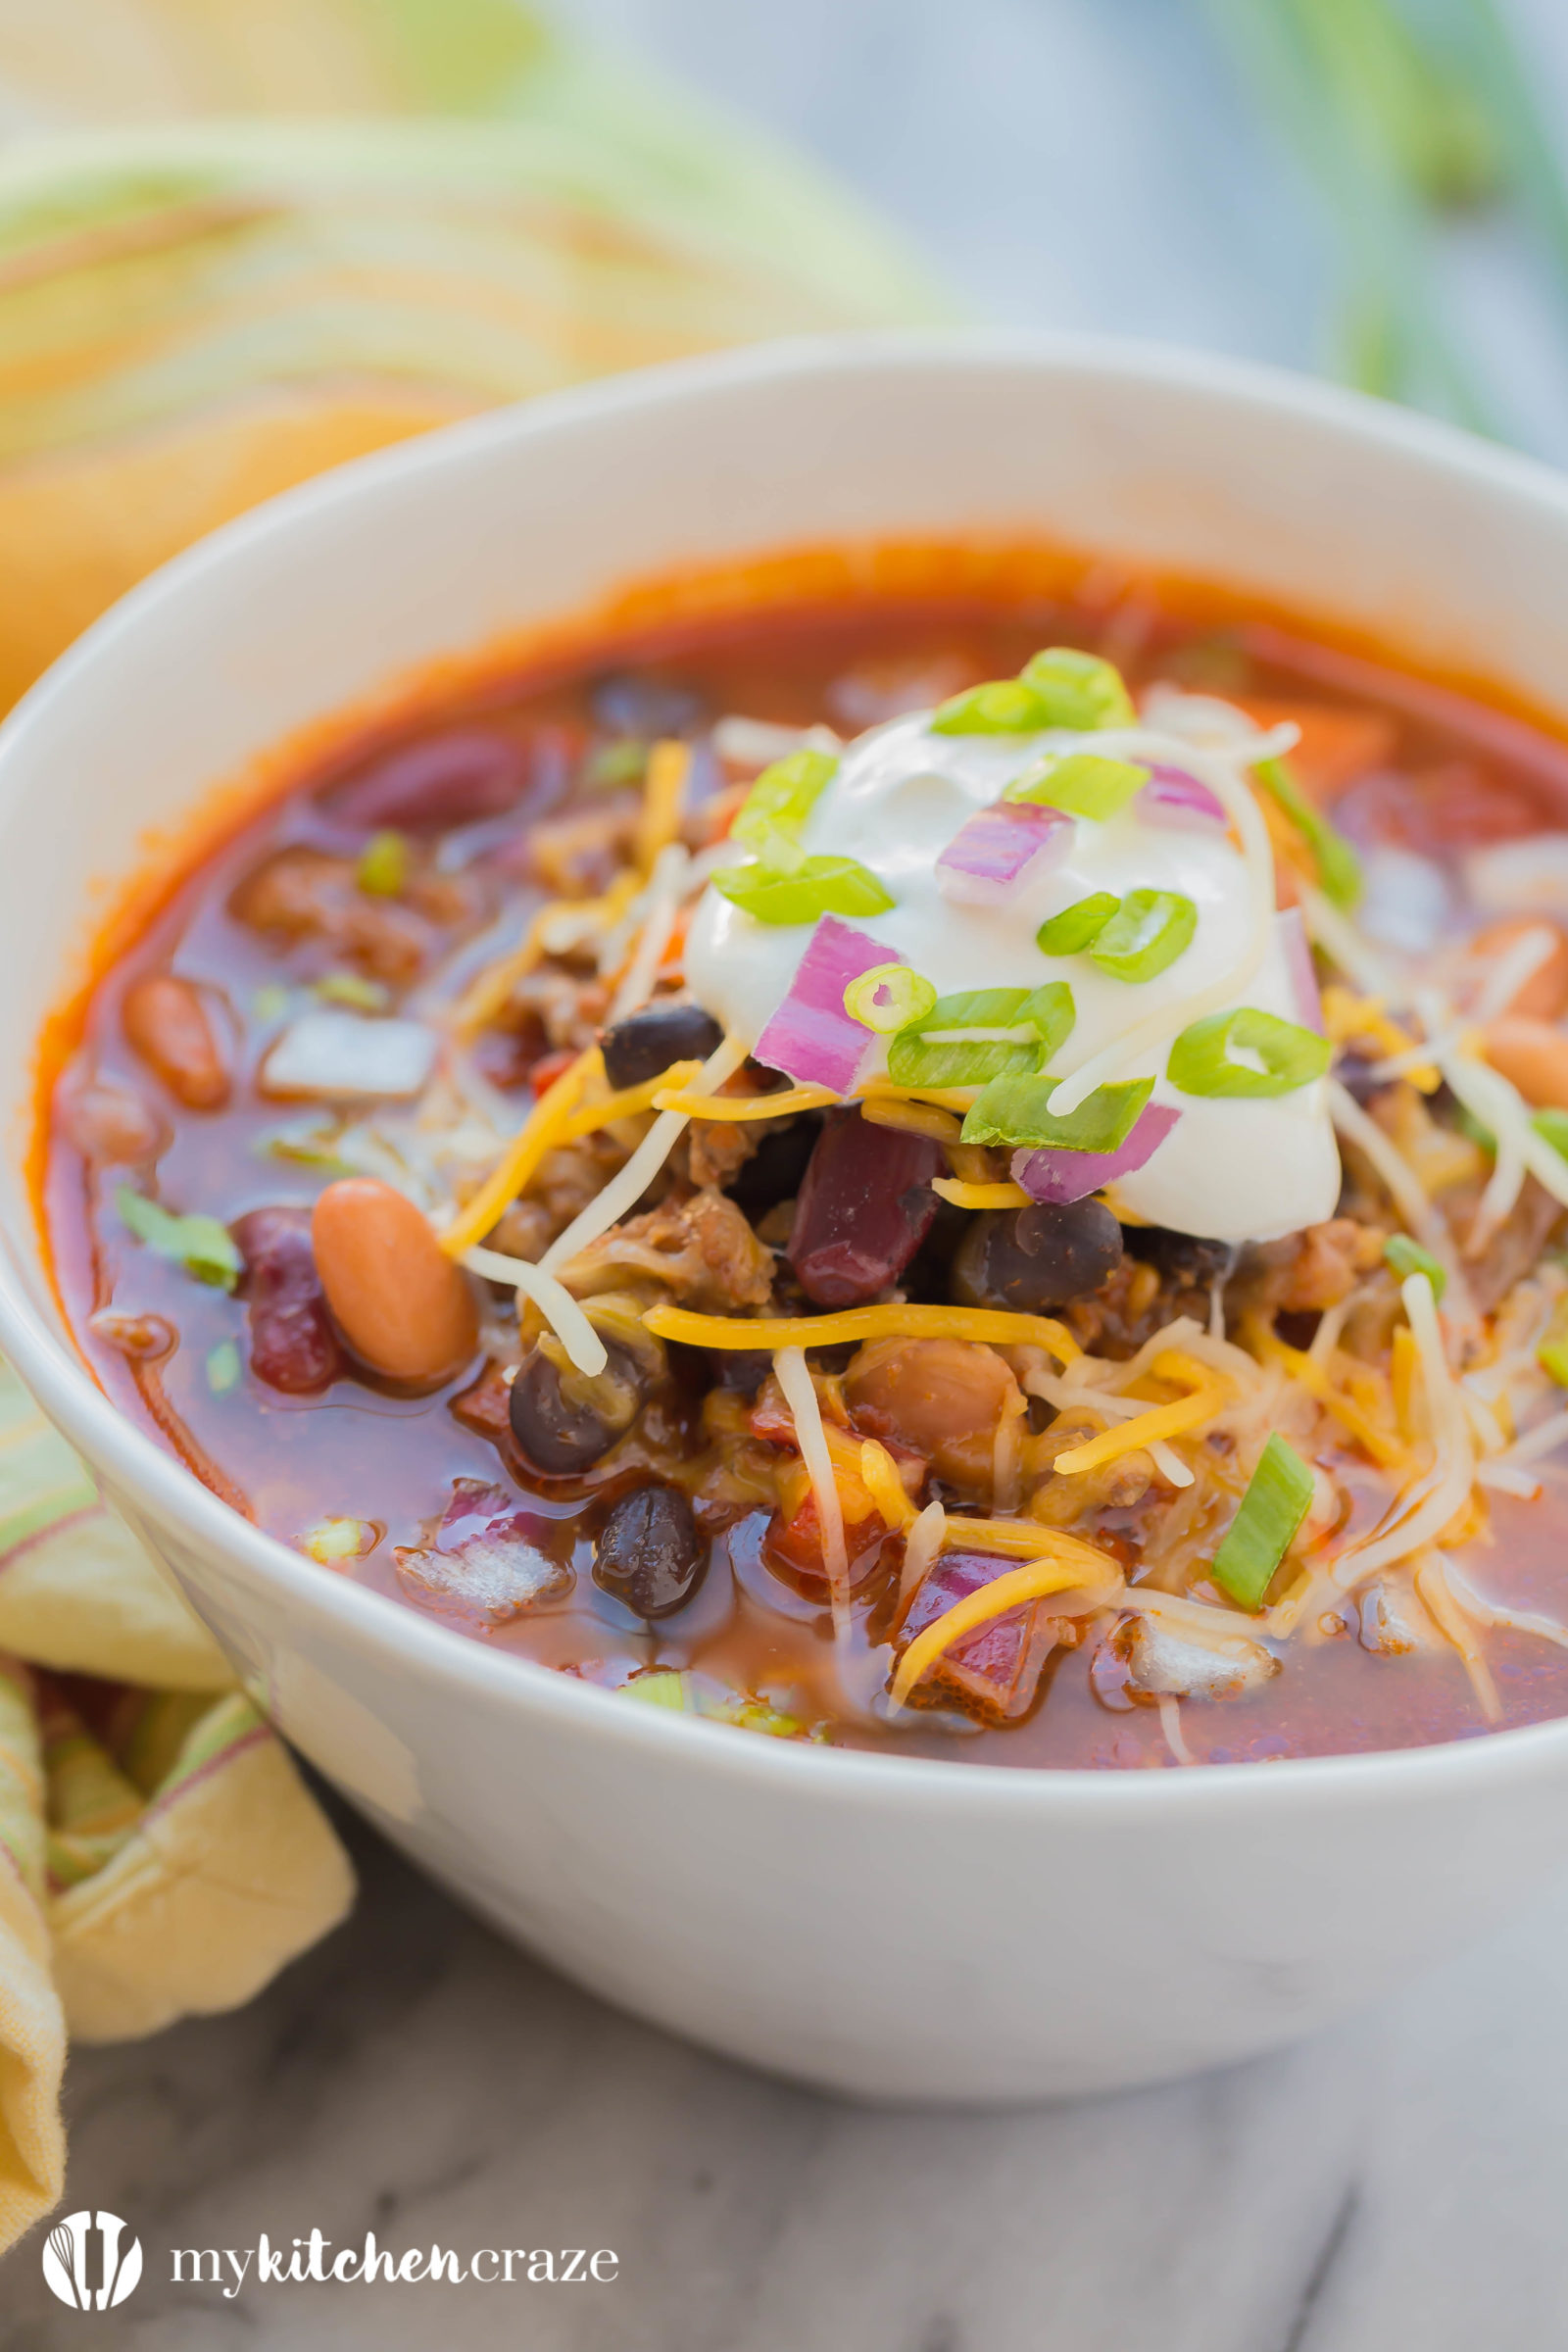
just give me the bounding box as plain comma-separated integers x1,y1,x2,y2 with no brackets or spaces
41,2211,143,2311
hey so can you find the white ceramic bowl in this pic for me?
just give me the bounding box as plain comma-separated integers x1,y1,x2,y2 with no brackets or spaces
5,334,1568,2103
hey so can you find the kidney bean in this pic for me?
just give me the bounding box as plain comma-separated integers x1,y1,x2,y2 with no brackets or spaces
324,730,530,831
599,1000,724,1090
122,973,229,1110
786,1108,944,1308
1483,1016,1568,1109
311,1178,477,1388
593,1482,707,1618
232,1206,346,1395
1468,916,1568,1020
508,1338,649,1475
59,1078,167,1164
951,1201,1121,1312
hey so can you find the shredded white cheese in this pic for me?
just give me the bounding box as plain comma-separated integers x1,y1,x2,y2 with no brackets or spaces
539,1032,748,1276
460,1245,609,1378
773,1344,850,1640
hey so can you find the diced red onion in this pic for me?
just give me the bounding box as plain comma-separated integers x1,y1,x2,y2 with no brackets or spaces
1011,1104,1181,1204
756,915,901,1091
935,801,1071,906
1143,764,1227,830
1277,907,1324,1035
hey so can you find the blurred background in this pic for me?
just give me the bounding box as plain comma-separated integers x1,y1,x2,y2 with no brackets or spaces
7,0,1568,713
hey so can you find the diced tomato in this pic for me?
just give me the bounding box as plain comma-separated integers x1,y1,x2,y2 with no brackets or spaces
762,1494,886,1590
527,1046,579,1096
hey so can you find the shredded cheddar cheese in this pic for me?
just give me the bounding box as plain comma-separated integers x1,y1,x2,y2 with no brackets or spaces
640,1301,1082,1366
860,1440,917,1530
558,1059,702,1142
439,1046,602,1259
932,1178,1032,1210
941,1517,1109,1566
652,1082,839,1121
890,1549,1120,1711
1051,1351,1227,1476
636,739,692,873
453,874,642,1039
859,1095,963,1144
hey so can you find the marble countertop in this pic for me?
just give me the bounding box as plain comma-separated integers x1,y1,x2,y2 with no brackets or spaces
16,2,1568,2343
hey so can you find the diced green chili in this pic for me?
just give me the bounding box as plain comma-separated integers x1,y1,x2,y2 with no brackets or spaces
1383,1235,1446,1300
1036,892,1121,956
1089,889,1198,983
356,829,410,898
1210,1433,1315,1611
1167,1006,1331,1099
116,1186,241,1292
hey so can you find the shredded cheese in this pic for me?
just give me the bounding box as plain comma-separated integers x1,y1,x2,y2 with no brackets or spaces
859,1440,916,1530
898,1498,947,1614
438,1046,602,1259
557,1059,702,1143
640,1301,1081,1365
1052,1351,1227,1476
636,739,691,874
651,1082,838,1121
1333,1273,1477,1587
1257,1330,1408,1470
1413,1552,1500,1721
774,1345,850,1641
452,874,642,1039
460,1246,609,1377
940,1518,1110,1571
932,1178,1031,1210
859,1096,962,1144
607,842,689,1023
541,1032,749,1275
890,1549,1121,1712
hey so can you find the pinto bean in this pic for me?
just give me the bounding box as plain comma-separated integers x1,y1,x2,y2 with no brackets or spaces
593,1483,706,1617
1482,1016,1568,1109
1468,916,1568,1020
122,973,229,1110
845,1337,1020,1492
232,1206,346,1394
787,1108,944,1308
59,1078,167,1164
311,1177,477,1388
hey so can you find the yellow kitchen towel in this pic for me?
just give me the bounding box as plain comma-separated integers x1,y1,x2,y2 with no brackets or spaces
0,1363,356,2254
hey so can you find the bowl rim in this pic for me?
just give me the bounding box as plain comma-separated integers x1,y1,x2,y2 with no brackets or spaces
7,320,1568,1818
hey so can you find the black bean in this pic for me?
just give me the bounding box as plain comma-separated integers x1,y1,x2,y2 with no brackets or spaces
508,1339,648,1475
725,1114,822,1218
786,1108,944,1309
1121,1225,1235,1289
951,1201,1121,1313
594,1483,707,1618
589,670,706,739
1335,1051,1388,1108
324,731,530,832
710,1348,772,1397
232,1206,346,1394
600,1001,724,1090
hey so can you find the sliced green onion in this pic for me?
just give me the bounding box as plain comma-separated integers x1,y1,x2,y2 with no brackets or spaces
1253,757,1362,910
357,829,410,898
961,1072,1152,1152
1167,1007,1331,1099
930,679,1050,736
887,983,1074,1089
712,855,895,925
116,1185,241,1292
1005,753,1149,821
1210,1433,1315,1612
1540,1307,1568,1390
252,982,291,1025
1036,892,1120,956
314,971,392,1013
205,1340,242,1395
619,1669,692,1711
1383,1234,1446,1301
730,748,839,850
1089,889,1198,983
844,962,937,1035
1534,1107,1568,1163
583,739,649,792
1018,646,1136,730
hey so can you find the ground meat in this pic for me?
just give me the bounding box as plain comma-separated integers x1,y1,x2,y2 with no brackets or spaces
1241,1216,1388,1318
1462,1175,1567,1316
497,964,609,1057
1063,1253,1189,1359
522,804,639,897
229,845,476,981
556,1187,775,1311
678,1117,760,1194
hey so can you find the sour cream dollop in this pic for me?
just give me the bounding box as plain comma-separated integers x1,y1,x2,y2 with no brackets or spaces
686,709,1341,1244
